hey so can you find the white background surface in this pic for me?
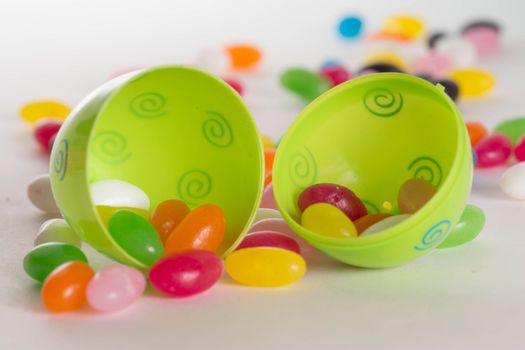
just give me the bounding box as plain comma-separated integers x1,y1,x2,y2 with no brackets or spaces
1,0,525,349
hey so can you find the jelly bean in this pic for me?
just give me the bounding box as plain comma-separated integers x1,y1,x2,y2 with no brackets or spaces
149,199,190,243
260,133,274,148
34,119,62,153
319,65,350,86
382,15,425,40
462,20,501,56
338,16,363,39
368,30,410,42
361,214,411,236
438,205,485,249
250,218,295,236
48,134,57,152
472,150,478,166
301,203,357,238
164,204,226,255
41,261,94,313
225,44,262,70
398,178,437,214
354,213,393,234
435,37,477,67
449,69,495,97
23,242,87,283
254,208,282,223
34,218,82,248
412,53,452,78
493,117,525,144
193,47,230,74
357,62,403,76
223,78,244,96
500,162,525,199
90,179,150,211
260,184,277,210
298,183,367,221
280,68,330,102
20,100,71,124
237,231,301,254
427,31,447,49
149,250,223,297
515,137,525,162
225,247,305,287
86,265,146,313
466,121,487,147
108,210,165,266
435,79,460,102
364,52,407,71
264,148,275,173
97,205,149,226
321,59,341,69
27,174,60,214
474,133,512,168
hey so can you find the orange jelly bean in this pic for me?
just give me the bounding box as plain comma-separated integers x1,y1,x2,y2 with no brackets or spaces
264,172,273,187
226,44,262,70
164,204,226,255
41,261,94,313
264,148,276,173
466,121,487,147
150,199,190,243
354,213,392,234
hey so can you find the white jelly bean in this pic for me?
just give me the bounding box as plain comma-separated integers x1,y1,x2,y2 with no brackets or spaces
34,218,82,248
90,179,150,210
435,36,477,67
253,208,282,223
27,174,60,214
500,162,525,200
361,214,411,236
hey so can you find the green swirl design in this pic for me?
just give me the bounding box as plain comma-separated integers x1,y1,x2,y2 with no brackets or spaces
289,147,317,189
362,200,380,214
202,111,234,148
92,131,131,164
177,170,213,205
408,156,443,187
129,92,167,118
364,89,404,117
53,139,68,181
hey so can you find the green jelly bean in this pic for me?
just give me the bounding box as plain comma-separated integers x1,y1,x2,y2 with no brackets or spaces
280,68,330,101
23,242,88,283
438,204,485,249
108,209,165,266
494,117,525,144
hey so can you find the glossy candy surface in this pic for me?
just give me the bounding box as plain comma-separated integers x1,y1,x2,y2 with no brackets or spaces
27,174,60,214
382,15,425,40
149,250,223,297
298,183,367,221
34,119,62,153
280,68,330,101
449,69,495,97
108,210,165,266
225,247,306,287
34,218,82,248
398,178,437,214
20,100,71,124
438,205,485,248
500,162,525,199
301,203,358,238
225,44,262,70
236,231,301,254
354,213,392,234
474,133,512,168
493,117,525,144
515,137,525,162
164,204,226,255
149,199,190,243
23,242,88,283
90,179,150,211
466,121,488,147
320,65,351,86
86,265,146,313
97,205,149,226
41,261,94,313
338,16,363,39
361,214,411,236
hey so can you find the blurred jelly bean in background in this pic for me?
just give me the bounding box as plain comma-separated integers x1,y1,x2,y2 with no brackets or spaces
382,15,425,40
34,218,82,248
34,119,62,154
338,16,363,39
301,203,358,238
435,36,477,67
449,69,495,97
474,133,512,168
236,231,301,254
225,44,262,71
223,78,244,96
427,31,447,49
260,133,274,148
412,53,452,79
514,136,525,162
438,205,485,248
280,68,330,102
435,79,460,102
461,20,501,56
20,100,71,124
466,121,488,147
493,116,525,144
500,162,525,200
319,65,351,86
90,179,150,211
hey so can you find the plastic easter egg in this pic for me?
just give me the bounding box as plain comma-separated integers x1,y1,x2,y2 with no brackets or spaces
474,133,512,168
149,250,223,297
361,214,411,236
41,261,94,313
515,136,525,162
382,15,425,40
34,218,82,248
320,65,351,86
354,213,392,234
23,242,88,283
34,119,62,153
438,205,485,248
462,20,501,56
412,53,452,79
494,117,525,144
466,121,487,147
90,179,150,210
449,69,495,97
398,178,437,214
107,210,165,266
301,203,358,238
236,231,301,254
164,204,226,255
338,16,363,39
86,265,146,313
280,68,330,102
225,247,306,287
27,174,60,214
223,78,244,96
253,208,282,223
225,44,262,70
20,100,71,124
97,205,149,226
298,183,367,221
260,184,277,210
500,162,525,199
149,199,190,243
435,37,477,67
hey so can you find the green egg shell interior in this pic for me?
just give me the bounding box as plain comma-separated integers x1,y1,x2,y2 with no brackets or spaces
273,73,473,268
50,66,264,269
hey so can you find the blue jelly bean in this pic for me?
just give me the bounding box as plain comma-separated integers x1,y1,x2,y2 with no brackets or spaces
472,149,477,165
338,16,363,39
320,59,341,69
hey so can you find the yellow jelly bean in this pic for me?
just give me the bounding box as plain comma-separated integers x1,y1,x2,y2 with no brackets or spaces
225,247,306,287
364,52,408,71
96,206,149,226
382,15,425,40
261,133,274,148
301,203,357,238
20,100,71,124
449,69,495,97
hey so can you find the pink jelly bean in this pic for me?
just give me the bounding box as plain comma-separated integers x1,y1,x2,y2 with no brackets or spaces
34,119,62,154
412,53,452,79
223,78,244,96
319,65,351,86
149,250,223,297
515,136,525,162
236,231,301,254
86,265,146,313
260,184,277,210
463,27,500,57
474,133,513,168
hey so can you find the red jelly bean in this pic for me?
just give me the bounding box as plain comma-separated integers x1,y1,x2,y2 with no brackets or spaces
34,120,62,154
319,66,351,86
223,78,244,96
515,136,525,162
474,133,513,168
236,231,301,254
298,183,367,221
149,250,223,297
